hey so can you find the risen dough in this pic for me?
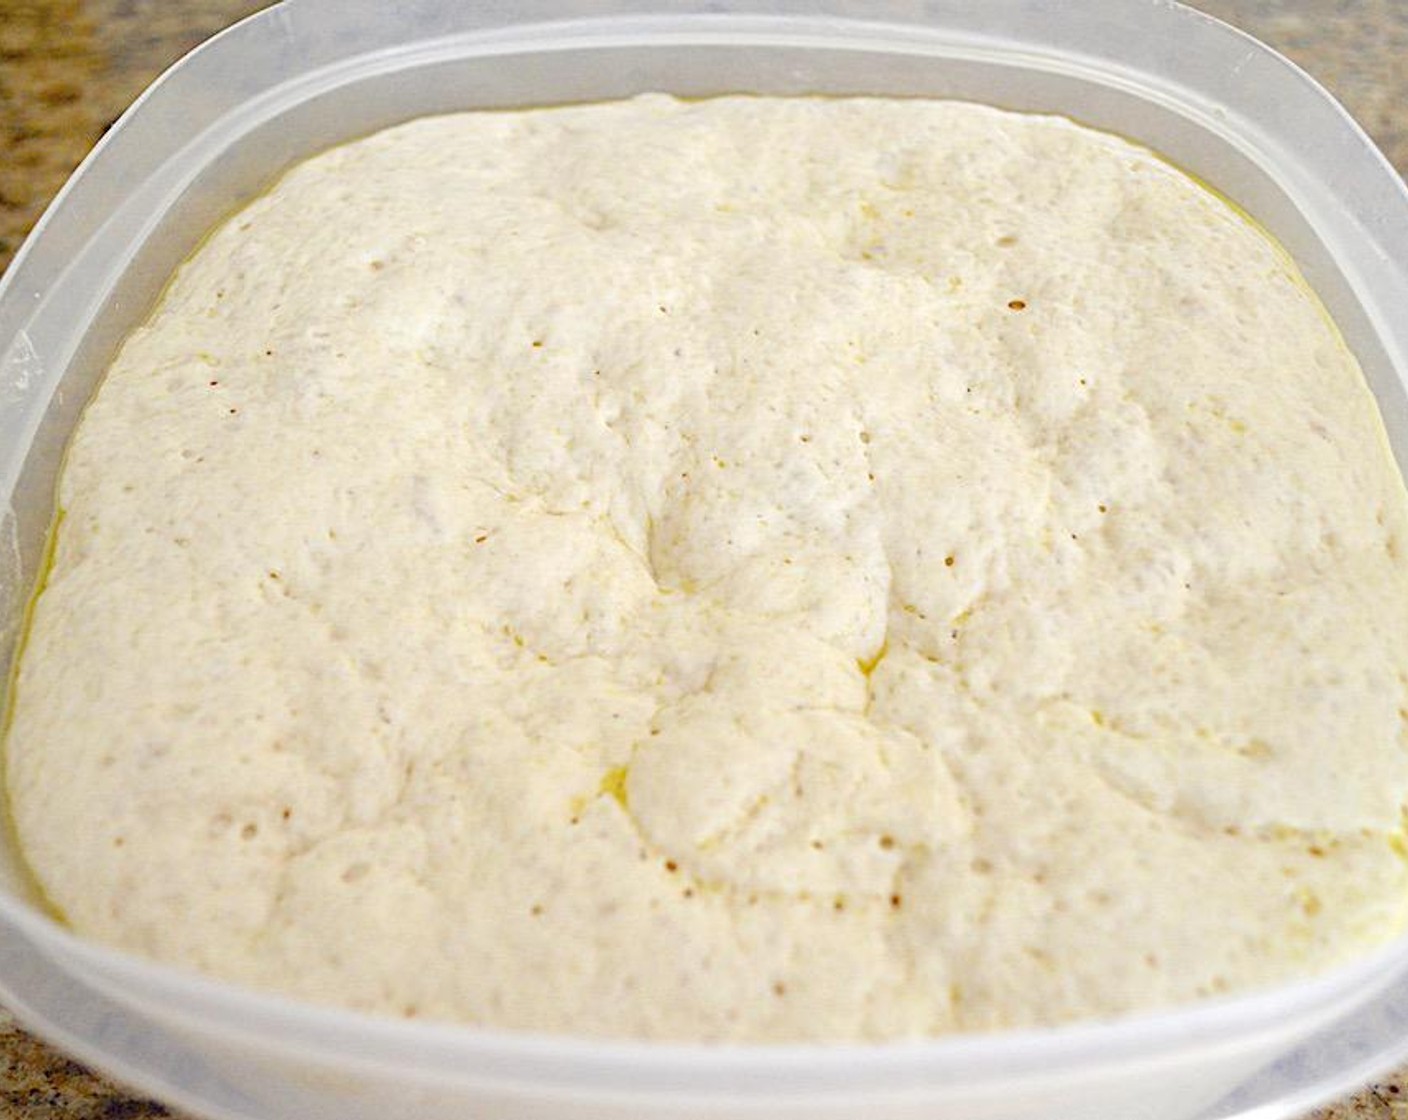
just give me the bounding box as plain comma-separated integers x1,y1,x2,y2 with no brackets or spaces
8,95,1408,1040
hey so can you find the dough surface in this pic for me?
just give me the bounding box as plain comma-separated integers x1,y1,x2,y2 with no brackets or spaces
8,95,1408,1040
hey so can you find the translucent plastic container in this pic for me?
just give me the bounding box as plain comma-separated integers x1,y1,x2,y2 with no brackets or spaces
4,3,1408,1118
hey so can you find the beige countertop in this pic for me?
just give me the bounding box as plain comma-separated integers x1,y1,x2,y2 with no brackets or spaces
3,2,1408,1118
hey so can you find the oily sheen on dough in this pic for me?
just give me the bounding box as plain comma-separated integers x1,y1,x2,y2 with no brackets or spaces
8,95,1408,1041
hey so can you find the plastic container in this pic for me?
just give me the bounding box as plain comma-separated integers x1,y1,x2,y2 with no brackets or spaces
3,2,1408,1118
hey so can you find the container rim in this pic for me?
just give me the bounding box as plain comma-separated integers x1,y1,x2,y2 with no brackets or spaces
14,896,1408,1093
4,0,1408,358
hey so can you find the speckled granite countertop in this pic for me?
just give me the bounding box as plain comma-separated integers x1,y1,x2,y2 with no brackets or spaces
3,2,1408,1118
